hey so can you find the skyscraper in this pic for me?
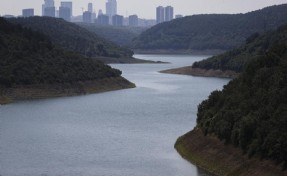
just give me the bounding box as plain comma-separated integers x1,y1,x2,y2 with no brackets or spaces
165,6,174,22
129,15,138,26
44,7,56,17
112,14,123,26
83,11,92,23
156,6,164,24
106,0,117,24
98,9,103,16
97,14,109,25
88,3,93,13
42,0,55,16
61,1,73,17
88,3,97,22
59,7,71,21
43,0,54,8
22,9,34,17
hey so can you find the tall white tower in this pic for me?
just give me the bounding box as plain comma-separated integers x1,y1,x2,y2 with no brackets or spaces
156,6,164,24
106,0,117,24
165,6,174,22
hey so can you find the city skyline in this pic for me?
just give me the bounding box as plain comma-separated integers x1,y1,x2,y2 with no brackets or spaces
1,0,287,19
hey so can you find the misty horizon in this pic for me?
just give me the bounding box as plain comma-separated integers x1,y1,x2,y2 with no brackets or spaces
0,0,286,19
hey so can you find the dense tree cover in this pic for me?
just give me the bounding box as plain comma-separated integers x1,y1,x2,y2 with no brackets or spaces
78,23,147,47
193,24,287,72
0,17,122,87
8,17,133,58
133,4,287,50
196,30,287,168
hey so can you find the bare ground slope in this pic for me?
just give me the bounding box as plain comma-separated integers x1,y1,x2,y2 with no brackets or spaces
0,77,135,104
175,128,287,176
160,66,239,79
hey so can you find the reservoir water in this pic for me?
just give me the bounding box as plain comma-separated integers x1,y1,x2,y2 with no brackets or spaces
0,54,229,176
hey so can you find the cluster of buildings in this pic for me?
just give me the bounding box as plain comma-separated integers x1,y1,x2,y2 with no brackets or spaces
24,0,138,26
20,1,182,27
156,6,182,24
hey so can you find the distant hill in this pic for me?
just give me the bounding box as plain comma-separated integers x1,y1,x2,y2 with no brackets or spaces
133,4,287,51
8,17,134,59
0,17,134,103
192,24,287,73
175,23,287,175
78,23,147,47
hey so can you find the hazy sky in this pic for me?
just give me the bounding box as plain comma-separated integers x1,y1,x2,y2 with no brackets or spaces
1,0,286,19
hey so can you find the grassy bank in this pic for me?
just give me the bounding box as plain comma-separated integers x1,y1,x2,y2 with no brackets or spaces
0,77,135,105
160,66,238,79
175,128,287,176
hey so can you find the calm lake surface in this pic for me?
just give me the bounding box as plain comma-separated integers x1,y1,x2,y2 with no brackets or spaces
0,54,229,176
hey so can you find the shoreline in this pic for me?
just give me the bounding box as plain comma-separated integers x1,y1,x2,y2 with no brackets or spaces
160,66,239,79
0,77,135,105
133,49,226,55
94,56,168,64
175,128,287,176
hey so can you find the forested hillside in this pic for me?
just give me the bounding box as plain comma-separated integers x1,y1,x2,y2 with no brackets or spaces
192,24,287,72
78,23,147,47
0,17,126,87
133,4,287,51
196,31,287,167
8,17,133,59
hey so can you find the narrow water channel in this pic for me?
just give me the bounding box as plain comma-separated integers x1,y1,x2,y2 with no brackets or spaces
0,54,229,176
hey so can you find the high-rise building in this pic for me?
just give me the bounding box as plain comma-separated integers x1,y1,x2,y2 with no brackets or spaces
56,10,59,17
165,6,174,22
97,14,109,25
112,14,123,26
88,3,93,13
83,11,92,23
59,7,71,21
61,1,72,17
156,6,174,23
129,15,138,26
106,0,117,24
88,3,96,22
98,9,103,16
22,9,34,17
42,0,55,16
44,7,56,17
156,6,164,24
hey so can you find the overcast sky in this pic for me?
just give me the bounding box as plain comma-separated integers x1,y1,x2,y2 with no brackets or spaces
1,0,286,19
